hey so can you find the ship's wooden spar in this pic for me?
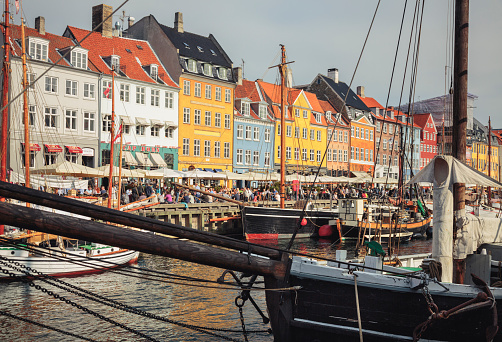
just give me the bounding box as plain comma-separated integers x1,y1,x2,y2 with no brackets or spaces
0,181,281,260
176,183,245,206
0,201,288,279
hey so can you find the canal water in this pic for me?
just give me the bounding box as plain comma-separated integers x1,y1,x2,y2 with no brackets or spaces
0,238,432,341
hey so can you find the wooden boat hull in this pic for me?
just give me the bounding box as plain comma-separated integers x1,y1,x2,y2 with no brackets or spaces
265,257,502,342
0,247,139,279
341,216,433,239
242,206,338,240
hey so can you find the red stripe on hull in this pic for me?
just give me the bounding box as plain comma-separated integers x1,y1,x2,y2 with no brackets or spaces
246,233,279,240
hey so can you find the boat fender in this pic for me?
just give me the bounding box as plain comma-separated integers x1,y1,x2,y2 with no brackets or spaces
301,218,307,226
318,224,334,237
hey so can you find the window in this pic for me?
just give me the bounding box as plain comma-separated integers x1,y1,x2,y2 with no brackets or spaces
253,127,259,141
194,83,201,97
245,126,252,140
383,123,387,133
245,150,251,165
355,147,359,160
214,141,220,158
236,149,243,164
286,125,292,137
253,151,259,165
45,76,58,93
205,85,212,99
317,150,321,163
333,149,337,162
224,142,230,158
310,129,315,140
339,150,343,162
187,59,197,72
136,86,145,104
241,102,250,116
151,126,160,137
277,124,281,136
165,92,174,109
370,130,373,141
333,129,338,142
150,65,158,80
204,140,211,157
286,147,292,160
111,55,120,71
310,149,314,161
120,84,130,102
294,147,300,160
218,67,227,79
295,109,300,117
383,154,387,165
376,154,380,165
165,127,174,138
183,138,190,155
383,139,387,150
193,139,200,156
264,152,270,167
344,131,348,143
183,80,190,95
302,148,307,161
29,39,48,61
259,105,267,119
389,124,393,134
277,145,281,159
102,114,111,132
237,125,244,139
365,129,369,140
343,150,347,162
44,151,57,166
203,64,212,76
351,146,354,160
366,149,369,162
215,113,221,128
356,127,360,138
215,87,221,101
317,130,322,141
27,105,36,126
183,108,190,124
376,122,381,132
295,127,300,138
328,129,332,141
65,109,77,130
136,125,145,136
21,150,35,168
83,83,95,99
194,109,201,125
151,89,160,106
65,80,77,96
315,113,321,123
44,107,57,128
205,111,211,126
71,50,87,69
351,126,354,137
224,114,231,129
225,89,231,103
303,128,308,139
327,149,332,161
303,110,308,118
265,128,271,142
27,73,36,89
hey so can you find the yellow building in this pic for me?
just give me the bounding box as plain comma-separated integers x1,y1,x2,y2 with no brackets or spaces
258,81,328,173
472,141,499,181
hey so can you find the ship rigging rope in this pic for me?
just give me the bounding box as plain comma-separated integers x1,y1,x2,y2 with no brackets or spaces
0,255,270,339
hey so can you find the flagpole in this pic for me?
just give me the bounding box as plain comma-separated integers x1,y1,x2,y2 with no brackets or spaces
117,120,124,209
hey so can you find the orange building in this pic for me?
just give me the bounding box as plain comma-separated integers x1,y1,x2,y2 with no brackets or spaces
350,114,375,173
320,100,350,176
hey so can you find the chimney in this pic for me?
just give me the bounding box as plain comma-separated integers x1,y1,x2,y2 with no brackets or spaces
128,16,135,29
233,67,243,85
357,86,365,98
286,67,293,88
175,12,184,33
92,4,113,38
328,68,339,83
35,16,45,35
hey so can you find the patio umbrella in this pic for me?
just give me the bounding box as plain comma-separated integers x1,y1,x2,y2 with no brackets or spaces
31,161,105,178
97,165,145,178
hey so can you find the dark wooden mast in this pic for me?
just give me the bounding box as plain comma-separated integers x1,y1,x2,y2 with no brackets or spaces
488,116,492,206
108,68,116,207
452,0,469,284
21,19,30,199
279,45,286,209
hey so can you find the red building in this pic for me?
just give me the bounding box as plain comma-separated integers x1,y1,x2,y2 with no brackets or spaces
414,113,438,169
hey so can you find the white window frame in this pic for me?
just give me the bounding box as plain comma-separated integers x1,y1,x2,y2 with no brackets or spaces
45,76,58,94
83,83,95,99
194,109,201,125
65,109,77,130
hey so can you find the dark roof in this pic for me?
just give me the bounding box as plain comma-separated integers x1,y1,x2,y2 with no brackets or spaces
157,21,232,67
320,74,370,112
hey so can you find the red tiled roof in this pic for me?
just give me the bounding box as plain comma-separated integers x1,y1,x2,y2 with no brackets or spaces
235,79,262,101
413,113,433,129
66,26,177,88
358,96,384,110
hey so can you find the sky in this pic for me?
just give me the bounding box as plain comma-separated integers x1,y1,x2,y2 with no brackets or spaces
14,0,502,128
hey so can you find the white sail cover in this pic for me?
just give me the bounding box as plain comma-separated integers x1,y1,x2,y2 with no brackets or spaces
454,214,502,259
408,155,502,188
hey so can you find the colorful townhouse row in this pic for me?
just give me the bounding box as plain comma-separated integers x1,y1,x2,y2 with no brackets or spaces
3,3,473,184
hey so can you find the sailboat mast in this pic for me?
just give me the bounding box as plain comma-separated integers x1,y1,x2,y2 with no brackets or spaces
21,19,30,198
452,0,469,283
488,116,492,206
279,45,286,209
107,68,116,208
117,119,124,209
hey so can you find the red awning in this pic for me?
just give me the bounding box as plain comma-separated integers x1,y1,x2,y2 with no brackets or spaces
65,145,83,154
21,143,41,151
44,144,63,153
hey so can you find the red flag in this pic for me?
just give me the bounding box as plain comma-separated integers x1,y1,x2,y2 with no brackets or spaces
15,0,20,14
104,84,111,98
112,124,122,143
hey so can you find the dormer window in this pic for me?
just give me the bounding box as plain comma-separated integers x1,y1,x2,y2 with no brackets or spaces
218,67,227,79
315,113,322,123
187,59,197,72
184,42,190,49
197,46,203,52
150,64,158,80
259,105,267,119
28,37,49,62
326,111,332,122
111,55,120,71
203,64,212,76
241,102,250,116
70,48,88,70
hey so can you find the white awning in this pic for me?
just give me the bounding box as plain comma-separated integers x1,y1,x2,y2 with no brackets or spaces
120,115,133,125
150,119,163,126
136,117,149,126
135,151,154,167
165,121,178,128
150,153,167,167
123,150,138,166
